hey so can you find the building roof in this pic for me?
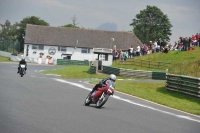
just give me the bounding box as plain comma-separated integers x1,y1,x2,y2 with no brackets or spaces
25,24,142,50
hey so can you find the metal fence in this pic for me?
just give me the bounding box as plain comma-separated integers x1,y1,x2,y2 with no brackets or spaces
166,74,200,98
119,59,171,70
57,59,89,66
0,40,20,54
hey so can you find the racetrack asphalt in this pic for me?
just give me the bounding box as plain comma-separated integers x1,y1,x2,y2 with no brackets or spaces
0,62,199,133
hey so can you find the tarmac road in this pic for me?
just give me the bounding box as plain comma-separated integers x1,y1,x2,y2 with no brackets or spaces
0,62,200,133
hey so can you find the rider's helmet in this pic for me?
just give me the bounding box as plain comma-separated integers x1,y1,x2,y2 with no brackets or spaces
109,74,116,82
21,55,25,60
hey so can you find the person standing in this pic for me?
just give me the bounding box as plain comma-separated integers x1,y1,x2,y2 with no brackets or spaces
154,41,158,52
184,37,189,51
136,44,141,56
129,46,133,58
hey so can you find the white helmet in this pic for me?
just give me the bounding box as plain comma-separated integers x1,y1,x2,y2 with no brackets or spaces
21,55,25,60
109,74,116,82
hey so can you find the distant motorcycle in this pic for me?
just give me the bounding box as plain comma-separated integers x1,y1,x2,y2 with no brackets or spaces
84,84,114,108
19,64,26,77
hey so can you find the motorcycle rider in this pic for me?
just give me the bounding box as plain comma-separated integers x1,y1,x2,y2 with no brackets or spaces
17,56,27,74
89,74,116,95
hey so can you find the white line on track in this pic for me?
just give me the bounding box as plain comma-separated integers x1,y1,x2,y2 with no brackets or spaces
53,78,200,123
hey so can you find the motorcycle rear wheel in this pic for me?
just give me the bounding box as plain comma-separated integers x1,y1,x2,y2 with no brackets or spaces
96,94,109,108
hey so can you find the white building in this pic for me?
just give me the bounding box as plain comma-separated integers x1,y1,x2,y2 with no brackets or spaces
24,24,142,65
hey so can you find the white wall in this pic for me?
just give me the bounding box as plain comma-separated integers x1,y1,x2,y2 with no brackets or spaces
102,55,113,66
24,44,99,63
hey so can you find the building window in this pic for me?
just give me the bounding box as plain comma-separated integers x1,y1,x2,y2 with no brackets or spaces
32,45,44,50
32,45,37,49
38,45,44,50
81,48,90,53
99,54,108,61
58,46,67,52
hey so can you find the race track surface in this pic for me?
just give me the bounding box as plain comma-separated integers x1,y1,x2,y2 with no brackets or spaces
0,62,199,133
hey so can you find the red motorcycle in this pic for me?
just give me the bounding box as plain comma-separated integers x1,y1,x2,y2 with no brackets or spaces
84,83,115,108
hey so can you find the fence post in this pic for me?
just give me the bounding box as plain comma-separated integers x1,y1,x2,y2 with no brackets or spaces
3,40,5,51
158,62,160,69
12,41,14,54
148,60,150,68
18,42,20,54
6,41,10,52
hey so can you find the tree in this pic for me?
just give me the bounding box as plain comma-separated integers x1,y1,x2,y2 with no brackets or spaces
62,24,79,28
18,16,49,51
0,20,18,41
130,5,172,44
0,20,20,53
71,15,79,27
62,15,80,28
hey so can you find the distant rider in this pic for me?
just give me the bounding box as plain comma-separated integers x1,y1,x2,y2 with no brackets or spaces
89,74,116,95
17,56,27,74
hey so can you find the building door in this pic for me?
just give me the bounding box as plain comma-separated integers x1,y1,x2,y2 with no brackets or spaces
62,54,71,60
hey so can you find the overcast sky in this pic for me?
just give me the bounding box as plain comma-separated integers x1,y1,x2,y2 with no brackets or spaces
0,0,200,45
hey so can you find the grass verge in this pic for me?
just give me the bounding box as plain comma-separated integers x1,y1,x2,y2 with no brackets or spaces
0,56,11,62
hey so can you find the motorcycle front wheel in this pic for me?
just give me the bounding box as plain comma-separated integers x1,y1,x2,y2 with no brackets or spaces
20,70,24,77
96,94,109,108
84,94,92,106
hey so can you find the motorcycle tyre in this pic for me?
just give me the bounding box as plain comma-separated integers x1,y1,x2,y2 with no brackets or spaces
96,94,109,108
84,94,92,106
20,69,24,77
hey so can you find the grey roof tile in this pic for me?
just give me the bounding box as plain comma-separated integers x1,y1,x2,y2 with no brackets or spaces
25,24,142,50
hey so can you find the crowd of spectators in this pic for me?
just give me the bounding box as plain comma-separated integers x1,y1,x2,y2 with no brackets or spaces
172,33,200,51
112,33,200,62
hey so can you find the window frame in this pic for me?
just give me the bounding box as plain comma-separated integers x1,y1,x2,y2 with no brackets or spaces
81,48,90,54
32,44,44,50
58,46,67,52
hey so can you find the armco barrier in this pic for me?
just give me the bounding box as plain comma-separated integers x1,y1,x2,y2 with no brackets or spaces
166,74,200,98
90,66,96,74
102,66,120,76
102,66,166,80
57,59,89,66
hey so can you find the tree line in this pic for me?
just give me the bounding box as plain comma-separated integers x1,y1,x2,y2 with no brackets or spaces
0,5,172,52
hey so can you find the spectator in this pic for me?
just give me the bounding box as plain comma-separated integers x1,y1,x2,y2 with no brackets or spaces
198,37,200,47
129,46,133,58
136,44,141,56
163,45,169,53
151,42,155,53
112,50,116,62
188,37,192,49
145,44,149,54
120,50,125,62
178,43,184,51
154,41,158,52
183,37,189,51
173,42,178,50
195,33,199,46
141,44,145,55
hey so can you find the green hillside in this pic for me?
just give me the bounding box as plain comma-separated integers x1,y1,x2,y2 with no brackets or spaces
112,47,200,78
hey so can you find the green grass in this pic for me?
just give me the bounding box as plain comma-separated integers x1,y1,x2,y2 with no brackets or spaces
115,81,200,115
43,66,110,79
0,56,11,62
112,47,200,77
